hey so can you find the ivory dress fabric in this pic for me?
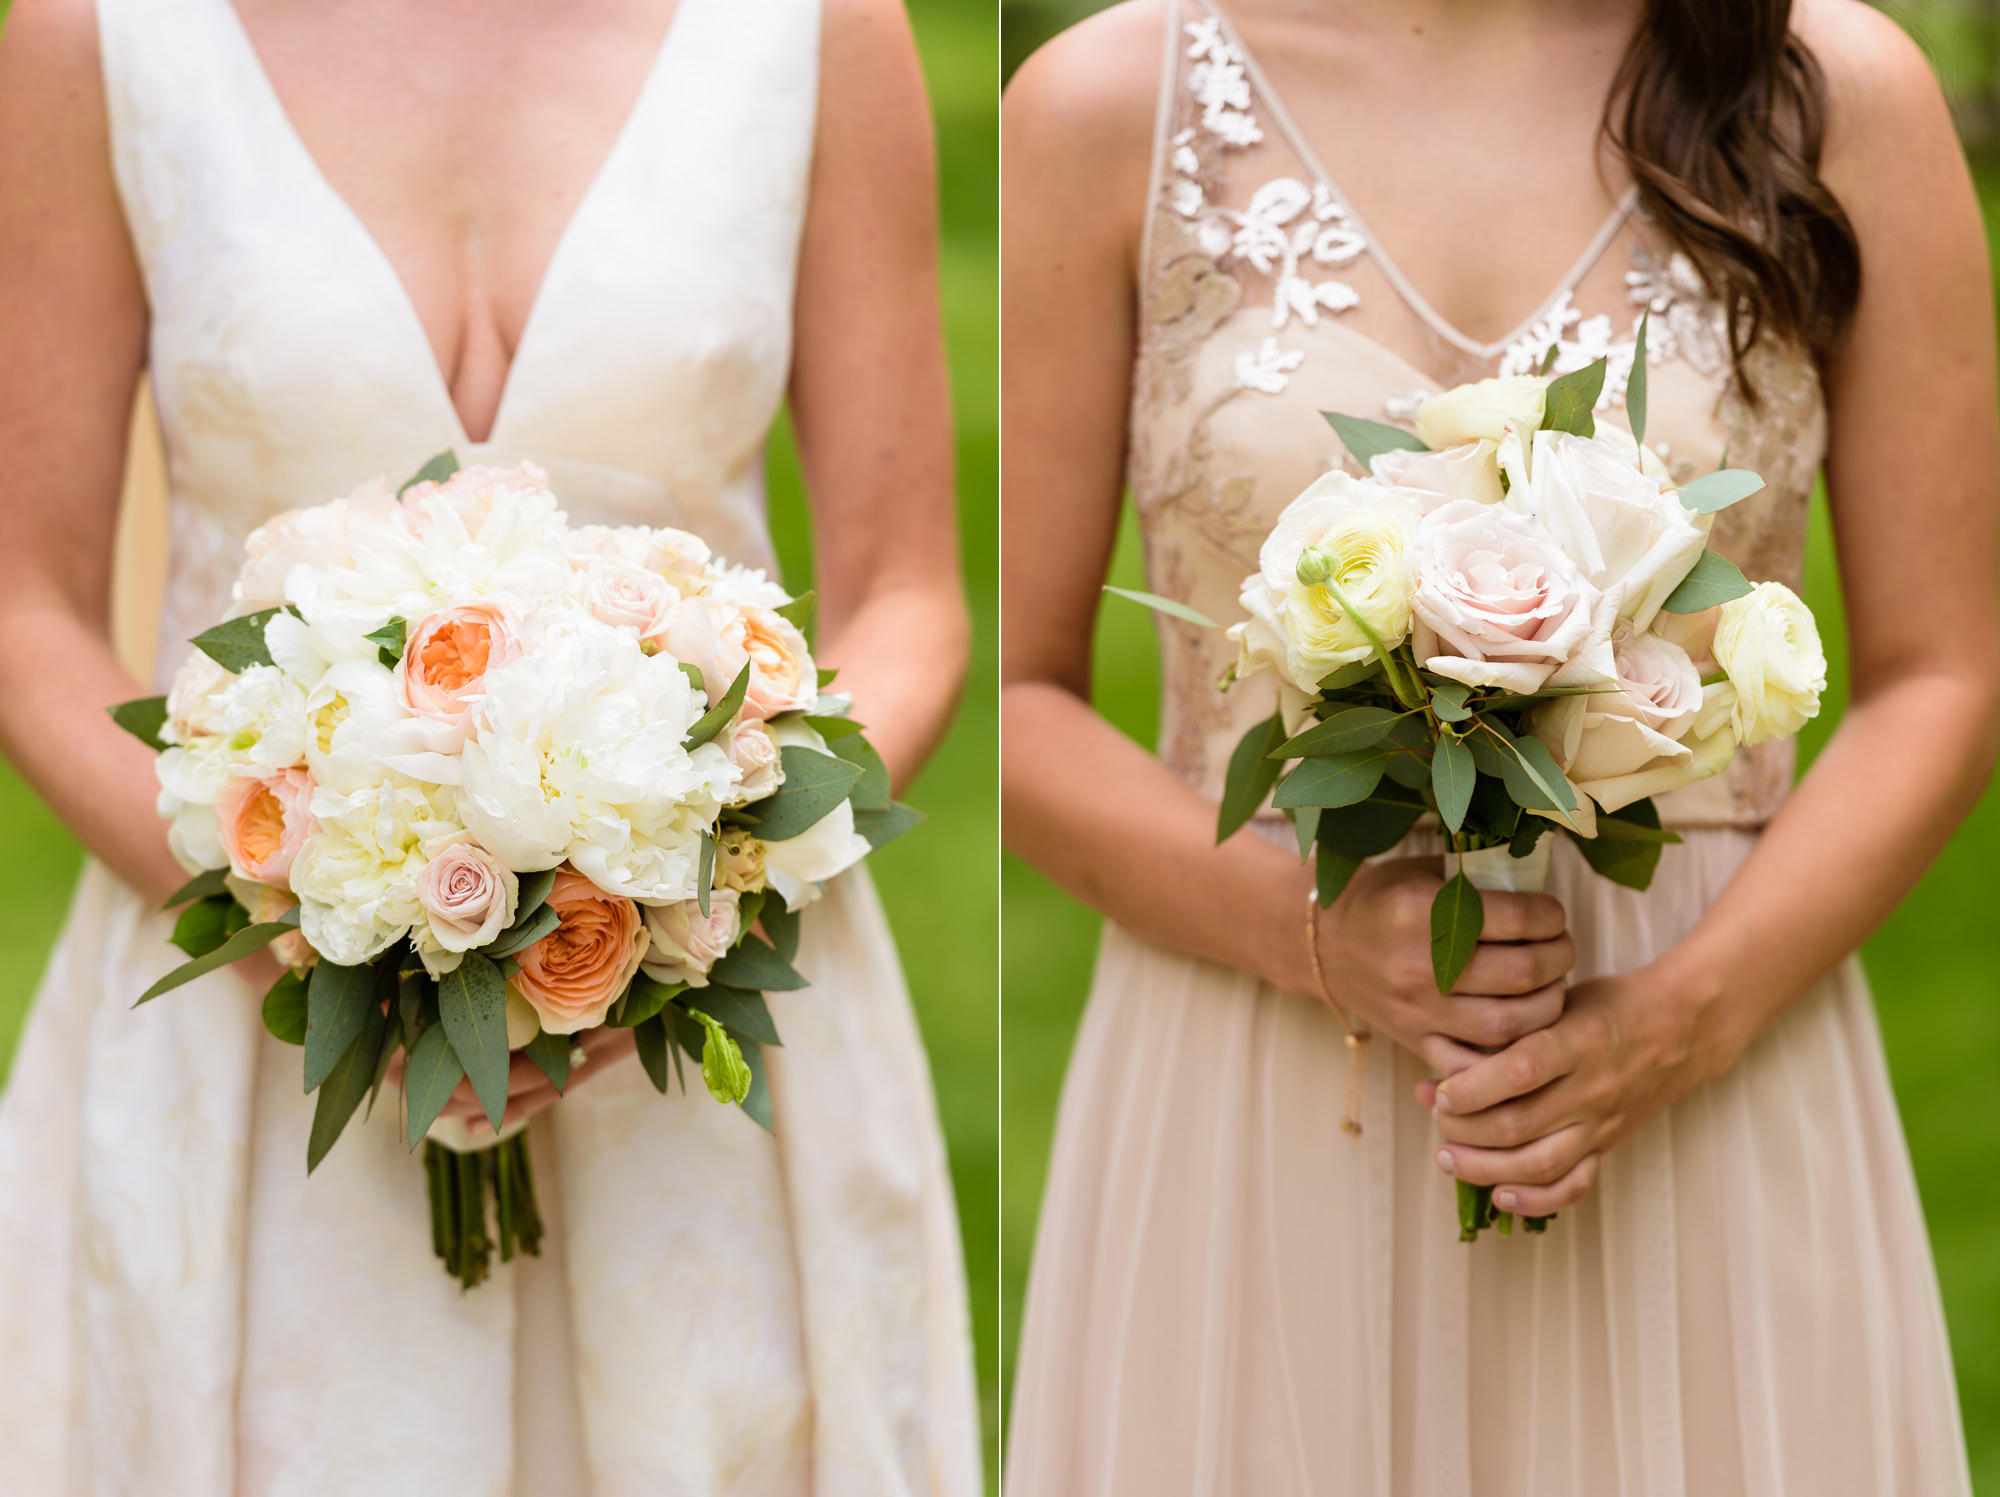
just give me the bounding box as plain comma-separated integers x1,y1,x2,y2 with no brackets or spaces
1006,4,1971,1493
0,1,980,1492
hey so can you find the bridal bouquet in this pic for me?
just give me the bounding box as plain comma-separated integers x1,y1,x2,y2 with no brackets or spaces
111,455,919,1286
1112,325,1826,1239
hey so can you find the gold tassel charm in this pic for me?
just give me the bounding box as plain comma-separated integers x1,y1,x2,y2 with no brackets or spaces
1306,890,1370,1137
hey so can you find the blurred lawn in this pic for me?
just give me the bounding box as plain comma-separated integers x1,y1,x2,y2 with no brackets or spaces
1000,6,2000,1486
0,0,999,1484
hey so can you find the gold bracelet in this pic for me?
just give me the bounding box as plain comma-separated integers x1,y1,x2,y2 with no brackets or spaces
1306,889,1371,1137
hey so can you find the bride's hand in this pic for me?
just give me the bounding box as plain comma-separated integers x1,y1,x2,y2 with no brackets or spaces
392,1026,638,1137
1420,961,1735,1215
1318,856,1574,1075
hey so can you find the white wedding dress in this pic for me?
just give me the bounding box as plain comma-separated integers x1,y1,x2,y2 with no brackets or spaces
0,1,980,1493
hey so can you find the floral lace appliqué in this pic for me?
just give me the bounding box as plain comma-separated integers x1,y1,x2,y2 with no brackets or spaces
1173,19,1364,395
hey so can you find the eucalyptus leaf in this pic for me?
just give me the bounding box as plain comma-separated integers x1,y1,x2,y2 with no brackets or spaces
403,1020,466,1148
1564,797,1674,890
1427,679,1473,723
1317,659,1384,692
304,959,377,1093
437,952,511,1133
830,735,891,811
162,867,230,910
524,1026,572,1093
1658,550,1754,613
738,1037,774,1132
762,899,801,963
1316,782,1425,858
512,868,557,925
697,830,716,917
307,995,387,1172
484,902,561,958
134,913,300,1007
1271,705,1398,759
262,969,309,1046
364,616,408,670
1430,873,1485,994
171,895,238,959
1629,309,1651,448
109,696,170,751
1217,714,1286,842
1382,752,1431,790
605,972,686,1029
1315,848,1363,907
708,935,809,992
1674,468,1766,515
678,661,705,694
695,984,783,1046
1322,410,1428,468
801,713,867,740
633,1013,672,1094
1099,585,1219,630
683,662,752,751
1291,805,1320,861
191,607,284,673
397,449,460,497
774,589,815,632
1509,813,1550,861
854,802,925,849
755,748,866,840
1431,733,1475,834
1272,748,1391,810
1497,731,1579,814
1540,358,1607,438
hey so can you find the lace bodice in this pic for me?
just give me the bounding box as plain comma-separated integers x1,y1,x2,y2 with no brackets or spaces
1129,0,1827,828
98,0,819,694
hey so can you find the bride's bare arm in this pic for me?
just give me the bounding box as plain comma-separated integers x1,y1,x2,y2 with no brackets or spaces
0,0,185,906
1433,1,2000,1214
1002,8,1572,1067
786,0,968,794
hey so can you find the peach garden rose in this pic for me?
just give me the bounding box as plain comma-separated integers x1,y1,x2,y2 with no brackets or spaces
511,870,651,1035
215,767,316,889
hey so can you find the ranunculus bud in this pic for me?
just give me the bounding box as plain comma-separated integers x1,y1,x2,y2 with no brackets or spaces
1294,546,1334,587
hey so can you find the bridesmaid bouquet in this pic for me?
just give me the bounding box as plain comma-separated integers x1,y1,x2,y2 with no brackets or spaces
111,455,920,1286
1112,322,1826,1239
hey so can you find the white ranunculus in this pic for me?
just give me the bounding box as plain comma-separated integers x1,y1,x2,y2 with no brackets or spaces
1501,427,1707,633
291,778,461,966
1712,581,1826,746
215,665,311,776
1413,375,1549,450
1529,629,1709,812
1228,472,1421,696
1412,499,1614,694
1369,440,1504,512
455,626,730,900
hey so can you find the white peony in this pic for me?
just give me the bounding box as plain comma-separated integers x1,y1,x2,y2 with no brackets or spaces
162,651,232,746
302,659,408,795
291,777,463,966
1230,472,1421,696
1413,375,1548,450
214,665,312,777
1500,427,1707,633
1712,581,1826,746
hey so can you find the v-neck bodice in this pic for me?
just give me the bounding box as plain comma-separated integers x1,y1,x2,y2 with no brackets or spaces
98,0,821,692
1131,0,1829,830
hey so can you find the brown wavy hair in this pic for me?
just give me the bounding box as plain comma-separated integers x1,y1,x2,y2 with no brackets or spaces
1603,0,1861,389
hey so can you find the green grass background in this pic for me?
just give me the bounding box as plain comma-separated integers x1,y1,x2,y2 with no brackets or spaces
0,0,999,1483
1000,2,2000,1485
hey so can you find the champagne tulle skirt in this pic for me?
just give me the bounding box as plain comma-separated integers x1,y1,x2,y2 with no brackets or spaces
1007,830,1971,1496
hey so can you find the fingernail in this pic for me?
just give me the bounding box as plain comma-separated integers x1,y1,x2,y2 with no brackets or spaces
1434,1086,1456,1114
1495,1190,1519,1211
1435,1149,1456,1177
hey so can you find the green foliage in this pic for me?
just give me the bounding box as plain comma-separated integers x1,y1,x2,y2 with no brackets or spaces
262,969,309,1046
191,607,284,673
606,972,684,1029
1676,468,1767,514
437,952,510,1132
1316,782,1425,858
524,1026,571,1093
1659,550,1755,612
1540,357,1607,437
1272,747,1392,810
709,936,808,992
761,899,801,963
365,617,408,669
1429,873,1484,993
161,867,229,909
1565,798,1679,891
1216,714,1285,841
775,589,815,632
633,1013,672,1094
1099,585,1219,630
396,449,460,497
689,1008,753,1104
135,910,299,1006
693,985,783,1046
307,987,387,1173
485,902,561,958
1628,309,1650,448
403,1020,465,1148
108,696,170,751
1322,410,1427,467
1272,705,1398,758
855,802,927,849
304,958,378,1092
170,894,240,958
831,735,892,811
683,663,752,751
754,747,865,840
1432,733,1475,834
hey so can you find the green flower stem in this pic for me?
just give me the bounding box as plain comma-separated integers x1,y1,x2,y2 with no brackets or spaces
1316,572,1422,710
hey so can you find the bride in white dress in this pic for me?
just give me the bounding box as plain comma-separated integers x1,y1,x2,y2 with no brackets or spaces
0,0,979,1492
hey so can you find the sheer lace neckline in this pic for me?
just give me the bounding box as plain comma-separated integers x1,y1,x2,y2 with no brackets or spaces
213,0,690,445
1196,0,1638,362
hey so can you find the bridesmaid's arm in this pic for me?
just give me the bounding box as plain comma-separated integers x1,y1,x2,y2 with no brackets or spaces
0,0,186,906
1434,2,2000,1214
786,0,968,794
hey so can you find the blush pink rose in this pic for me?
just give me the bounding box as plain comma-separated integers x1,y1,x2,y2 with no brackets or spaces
640,889,742,988
665,598,815,723
576,556,678,643
512,870,651,1035
416,842,520,955
215,768,316,890
722,721,783,802
400,463,549,542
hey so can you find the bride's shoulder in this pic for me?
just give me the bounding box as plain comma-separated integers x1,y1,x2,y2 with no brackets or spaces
1002,2,1163,234
1794,0,1956,158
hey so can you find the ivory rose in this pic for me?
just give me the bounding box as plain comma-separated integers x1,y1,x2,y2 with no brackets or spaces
215,768,317,889
722,721,784,803
414,840,520,975
641,889,742,988
1712,581,1826,746
1529,630,1709,812
512,870,650,1035
1413,374,1548,450
1369,440,1504,511
576,556,677,643
1500,426,1707,632
1229,473,1420,696
379,598,527,781
1412,499,1613,693
665,598,816,722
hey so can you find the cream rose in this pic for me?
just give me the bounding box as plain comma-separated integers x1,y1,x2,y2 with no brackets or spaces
414,840,520,969
1529,629,1709,812
1229,473,1420,696
1712,581,1826,746
722,721,784,803
214,768,317,890
1412,499,1614,693
511,870,650,1035
1413,375,1549,450
577,556,677,643
1369,440,1504,511
1501,427,1707,632
640,889,742,988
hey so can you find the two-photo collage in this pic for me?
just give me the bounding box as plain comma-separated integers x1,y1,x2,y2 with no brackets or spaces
1,0,1998,1491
